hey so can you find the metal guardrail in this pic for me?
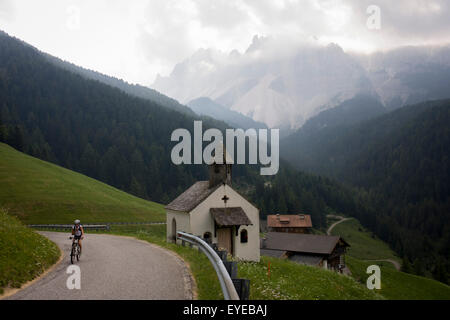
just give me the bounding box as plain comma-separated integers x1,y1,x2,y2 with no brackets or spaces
28,224,110,231
99,222,166,226
28,222,166,230
176,231,240,300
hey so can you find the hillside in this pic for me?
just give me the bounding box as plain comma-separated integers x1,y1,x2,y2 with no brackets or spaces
282,99,450,284
330,218,400,263
0,143,165,224
239,256,382,300
42,52,195,117
347,257,450,300
0,208,60,295
327,216,450,299
281,94,387,175
187,97,268,131
0,31,374,231
0,30,224,204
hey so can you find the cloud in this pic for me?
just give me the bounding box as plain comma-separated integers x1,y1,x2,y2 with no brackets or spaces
2,0,450,85
137,0,450,81
346,0,450,35
0,0,14,22
339,0,450,47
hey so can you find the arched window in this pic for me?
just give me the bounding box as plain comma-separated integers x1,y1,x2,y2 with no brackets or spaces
240,229,248,243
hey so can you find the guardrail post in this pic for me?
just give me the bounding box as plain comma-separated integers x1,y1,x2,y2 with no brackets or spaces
232,279,250,300
177,231,240,300
224,261,238,279
217,250,227,262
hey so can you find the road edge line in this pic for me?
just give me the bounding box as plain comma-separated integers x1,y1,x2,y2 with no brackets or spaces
0,241,65,300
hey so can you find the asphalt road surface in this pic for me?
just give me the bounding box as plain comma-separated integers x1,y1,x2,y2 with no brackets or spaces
7,232,194,300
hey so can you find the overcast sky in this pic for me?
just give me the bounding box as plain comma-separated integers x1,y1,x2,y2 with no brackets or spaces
1,0,449,85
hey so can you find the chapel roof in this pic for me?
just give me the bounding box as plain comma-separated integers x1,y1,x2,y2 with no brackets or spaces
210,207,253,226
165,181,221,212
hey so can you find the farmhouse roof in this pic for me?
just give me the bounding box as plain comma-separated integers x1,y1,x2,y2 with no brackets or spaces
210,207,253,226
260,249,287,258
165,181,221,212
262,232,349,255
267,214,312,228
289,253,324,266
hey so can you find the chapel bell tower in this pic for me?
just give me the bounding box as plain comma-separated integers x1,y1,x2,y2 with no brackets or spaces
209,144,232,188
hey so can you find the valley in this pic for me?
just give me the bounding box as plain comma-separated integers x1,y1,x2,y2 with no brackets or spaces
0,6,449,302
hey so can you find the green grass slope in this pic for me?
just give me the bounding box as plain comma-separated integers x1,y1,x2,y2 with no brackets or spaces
0,208,60,294
329,217,450,299
330,218,400,262
347,256,450,300
239,256,383,300
0,143,164,224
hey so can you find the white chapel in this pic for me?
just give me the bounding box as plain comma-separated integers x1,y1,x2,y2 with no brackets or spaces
166,155,260,262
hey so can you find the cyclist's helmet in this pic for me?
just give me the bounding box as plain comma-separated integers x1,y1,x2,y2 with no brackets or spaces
74,219,81,225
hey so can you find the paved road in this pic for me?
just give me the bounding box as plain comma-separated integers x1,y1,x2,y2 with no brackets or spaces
364,259,401,271
7,232,194,300
327,216,353,235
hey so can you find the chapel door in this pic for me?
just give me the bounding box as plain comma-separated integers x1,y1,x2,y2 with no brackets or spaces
217,228,232,255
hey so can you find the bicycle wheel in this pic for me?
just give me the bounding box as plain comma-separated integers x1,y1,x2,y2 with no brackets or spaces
70,244,75,264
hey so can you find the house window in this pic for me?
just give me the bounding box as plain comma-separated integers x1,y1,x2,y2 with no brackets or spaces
240,229,248,243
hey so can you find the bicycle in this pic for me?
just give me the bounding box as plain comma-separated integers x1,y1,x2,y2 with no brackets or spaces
69,236,81,264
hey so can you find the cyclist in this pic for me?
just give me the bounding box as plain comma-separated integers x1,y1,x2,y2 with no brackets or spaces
72,219,84,254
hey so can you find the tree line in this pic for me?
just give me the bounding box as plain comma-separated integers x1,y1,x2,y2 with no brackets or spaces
281,98,450,284
0,31,362,232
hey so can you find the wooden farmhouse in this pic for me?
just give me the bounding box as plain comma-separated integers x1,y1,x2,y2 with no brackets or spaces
267,214,312,234
261,232,350,272
165,154,260,262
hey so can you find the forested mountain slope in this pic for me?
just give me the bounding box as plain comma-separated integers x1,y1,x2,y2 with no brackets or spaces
187,97,268,131
0,31,363,230
43,53,195,117
282,99,450,284
281,94,387,175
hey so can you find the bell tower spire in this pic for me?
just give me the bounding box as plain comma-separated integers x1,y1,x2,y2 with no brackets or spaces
208,143,232,188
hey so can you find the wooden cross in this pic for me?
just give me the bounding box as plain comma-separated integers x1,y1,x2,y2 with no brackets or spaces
221,195,229,205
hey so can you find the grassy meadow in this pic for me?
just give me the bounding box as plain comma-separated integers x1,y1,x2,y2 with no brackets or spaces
0,208,60,295
347,256,450,300
329,217,400,263
0,143,165,224
328,217,450,299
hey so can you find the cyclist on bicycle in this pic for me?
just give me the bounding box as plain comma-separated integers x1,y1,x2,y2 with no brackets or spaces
72,219,84,253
